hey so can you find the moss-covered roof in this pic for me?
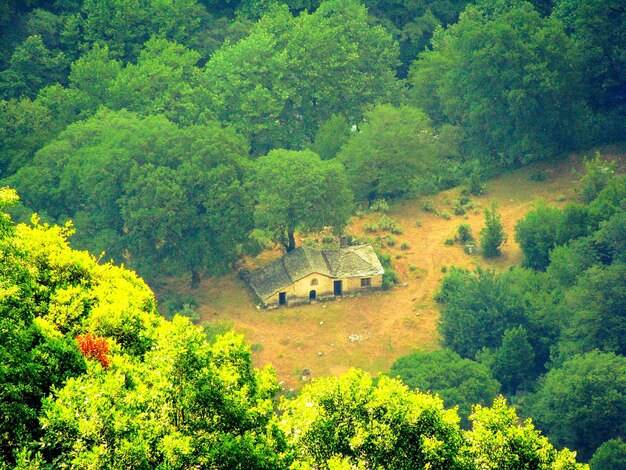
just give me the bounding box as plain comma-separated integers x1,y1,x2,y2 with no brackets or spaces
248,245,384,301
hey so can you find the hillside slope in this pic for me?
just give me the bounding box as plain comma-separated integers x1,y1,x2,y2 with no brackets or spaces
161,147,624,389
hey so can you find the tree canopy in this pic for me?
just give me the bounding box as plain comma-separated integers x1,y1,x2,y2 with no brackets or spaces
338,104,444,201
410,0,589,166
389,349,501,428
254,149,353,251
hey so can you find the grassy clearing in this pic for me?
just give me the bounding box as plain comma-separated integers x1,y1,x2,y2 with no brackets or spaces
158,146,623,389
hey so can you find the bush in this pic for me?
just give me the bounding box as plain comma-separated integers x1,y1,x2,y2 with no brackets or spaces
456,223,474,243
422,198,436,212
415,219,423,227
378,216,402,233
452,204,467,216
529,169,548,182
378,252,399,290
177,303,200,323
400,241,410,250
369,198,389,213
159,292,198,320
465,162,486,196
440,210,452,220
363,223,378,233
514,203,564,270
382,269,399,290
444,238,455,246
453,196,473,215
579,152,616,203
385,235,396,247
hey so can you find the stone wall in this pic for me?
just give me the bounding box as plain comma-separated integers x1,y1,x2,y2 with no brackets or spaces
263,273,383,307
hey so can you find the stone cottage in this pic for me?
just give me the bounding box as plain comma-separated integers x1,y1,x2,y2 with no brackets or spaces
248,244,384,307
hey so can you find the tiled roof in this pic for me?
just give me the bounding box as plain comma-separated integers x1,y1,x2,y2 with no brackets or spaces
248,245,384,301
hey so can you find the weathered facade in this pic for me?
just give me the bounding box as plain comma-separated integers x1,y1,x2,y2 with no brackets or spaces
248,245,384,307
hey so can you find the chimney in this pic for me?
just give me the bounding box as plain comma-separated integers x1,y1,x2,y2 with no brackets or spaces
339,235,349,248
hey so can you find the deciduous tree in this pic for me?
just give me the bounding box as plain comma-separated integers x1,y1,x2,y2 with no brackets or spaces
410,0,588,166
338,104,443,201
390,349,500,428
525,351,626,461
254,149,352,252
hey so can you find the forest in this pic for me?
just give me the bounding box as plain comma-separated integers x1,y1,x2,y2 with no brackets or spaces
0,0,625,468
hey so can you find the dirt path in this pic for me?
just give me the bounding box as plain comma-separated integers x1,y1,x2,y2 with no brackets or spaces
161,152,600,389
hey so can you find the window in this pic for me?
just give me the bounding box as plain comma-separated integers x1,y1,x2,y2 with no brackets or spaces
360,278,371,287
311,278,318,286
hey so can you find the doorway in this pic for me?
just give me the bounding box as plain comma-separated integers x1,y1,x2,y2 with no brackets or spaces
279,292,286,305
333,280,342,296
309,290,316,300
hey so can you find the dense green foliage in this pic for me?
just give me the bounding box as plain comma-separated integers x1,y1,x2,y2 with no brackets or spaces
590,439,626,470
0,198,587,468
389,350,501,427
431,172,626,462
1,0,624,286
338,104,445,201
410,0,591,167
254,149,353,251
1,0,624,466
8,109,253,285
525,352,626,462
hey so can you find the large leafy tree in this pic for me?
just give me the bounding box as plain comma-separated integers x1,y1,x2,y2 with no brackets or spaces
389,349,500,428
554,0,626,114
121,125,254,286
558,263,626,358
0,189,159,465
70,0,211,62
338,104,443,201
363,0,472,76
514,203,565,270
466,397,584,469
278,369,584,468
590,439,626,470
525,351,626,462
9,109,253,285
254,149,353,252
278,369,467,469
106,38,203,124
0,193,282,467
476,326,537,395
39,320,284,469
201,0,401,154
0,35,69,100
410,0,588,167
436,267,527,359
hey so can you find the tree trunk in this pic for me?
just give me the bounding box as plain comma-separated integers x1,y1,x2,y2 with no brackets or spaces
286,229,296,252
190,268,200,289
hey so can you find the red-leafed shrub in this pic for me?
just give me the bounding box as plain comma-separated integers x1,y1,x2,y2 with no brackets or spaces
76,333,111,368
